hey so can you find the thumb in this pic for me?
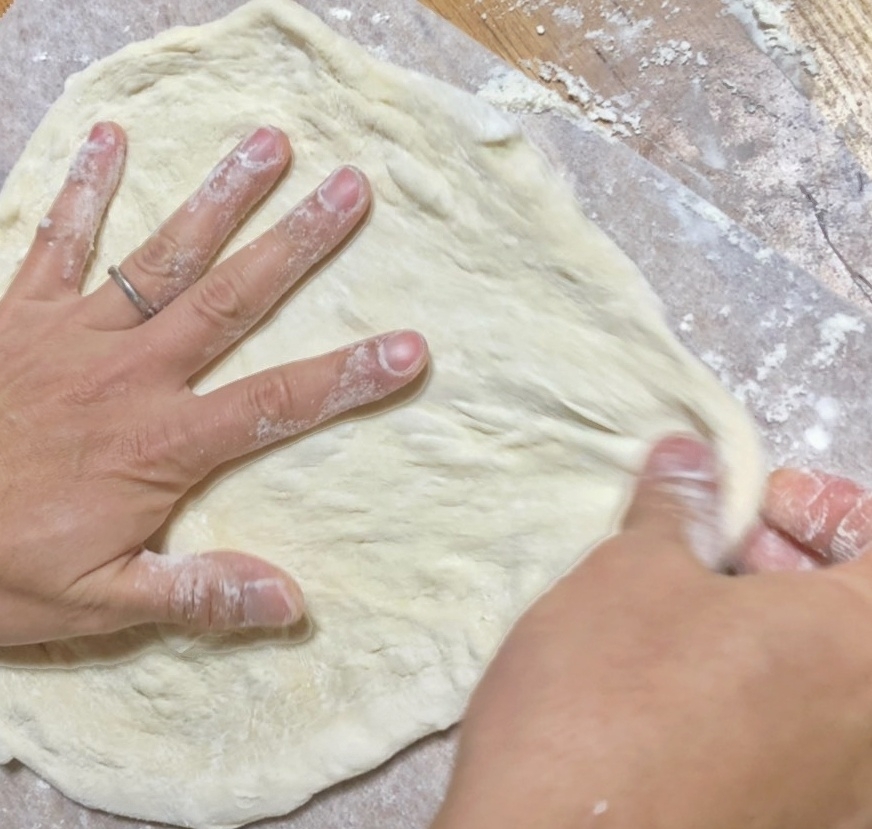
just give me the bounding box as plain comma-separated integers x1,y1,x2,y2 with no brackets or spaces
622,435,725,570
115,549,305,631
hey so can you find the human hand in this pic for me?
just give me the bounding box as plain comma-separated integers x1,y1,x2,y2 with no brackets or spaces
433,436,872,829
0,122,428,645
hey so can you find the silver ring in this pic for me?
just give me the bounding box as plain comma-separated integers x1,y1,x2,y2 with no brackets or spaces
108,265,157,320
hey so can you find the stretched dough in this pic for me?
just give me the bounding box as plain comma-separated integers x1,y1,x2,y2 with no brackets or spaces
0,1,762,827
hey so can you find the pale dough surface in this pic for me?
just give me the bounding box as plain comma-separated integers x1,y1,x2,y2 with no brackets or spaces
0,2,762,827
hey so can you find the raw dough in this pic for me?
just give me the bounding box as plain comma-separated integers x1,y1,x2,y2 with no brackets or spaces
0,1,763,827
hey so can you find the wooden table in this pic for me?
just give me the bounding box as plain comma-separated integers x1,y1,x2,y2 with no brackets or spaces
426,0,872,166
420,0,872,307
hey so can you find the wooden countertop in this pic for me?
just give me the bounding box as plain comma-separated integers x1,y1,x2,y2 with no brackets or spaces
422,0,872,173
420,0,872,307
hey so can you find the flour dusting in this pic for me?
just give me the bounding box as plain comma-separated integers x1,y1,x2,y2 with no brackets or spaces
722,0,819,84
812,313,865,368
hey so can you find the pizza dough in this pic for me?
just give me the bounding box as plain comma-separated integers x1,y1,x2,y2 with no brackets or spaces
0,1,763,826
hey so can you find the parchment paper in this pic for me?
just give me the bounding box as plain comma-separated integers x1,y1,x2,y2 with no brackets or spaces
0,0,870,827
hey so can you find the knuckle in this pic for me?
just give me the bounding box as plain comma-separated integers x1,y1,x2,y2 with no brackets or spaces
168,564,214,627
115,419,186,481
166,560,237,630
60,363,132,407
118,423,162,470
126,227,196,300
129,228,179,277
244,373,298,424
190,270,249,330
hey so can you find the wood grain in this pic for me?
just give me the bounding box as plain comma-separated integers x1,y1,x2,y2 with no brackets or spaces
788,0,872,172
421,0,872,174
418,0,872,306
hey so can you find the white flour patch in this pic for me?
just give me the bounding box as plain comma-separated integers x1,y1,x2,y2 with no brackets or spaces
811,313,865,368
722,0,819,85
328,7,352,20
643,39,694,68
520,59,643,136
365,43,389,61
756,342,786,381
551,5,584,26
803,423,831,453
814,396,841,423
476,67,580,117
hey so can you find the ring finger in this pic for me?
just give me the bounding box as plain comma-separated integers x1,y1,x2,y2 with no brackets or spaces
85,126,291,329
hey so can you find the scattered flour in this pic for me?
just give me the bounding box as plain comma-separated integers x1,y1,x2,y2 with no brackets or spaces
722,0,819,85
814,396,841,423
365,43,390,61
551,5,584,27
476,66,579,117
521,59,644,136
642,39,694,68
811,313,865,368
803,423,831,453
328,7,352,21
755,342,786,381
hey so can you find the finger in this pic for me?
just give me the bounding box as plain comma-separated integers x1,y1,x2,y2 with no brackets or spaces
621,435,725,569
762,468,872,564
109,549,304,631
84,126,291,328
736,523,820,573
142,165,371,379
10,122,126,300
179,330,427,474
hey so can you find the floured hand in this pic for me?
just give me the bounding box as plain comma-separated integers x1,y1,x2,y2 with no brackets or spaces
433,437,872,829
0,122,428,645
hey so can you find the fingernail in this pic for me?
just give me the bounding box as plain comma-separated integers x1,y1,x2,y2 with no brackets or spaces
645,436,723,567
378,331,426,375
87,122,116,148
318,166,363,212
242,126,281,164
241,579,302,628
645,435,716,482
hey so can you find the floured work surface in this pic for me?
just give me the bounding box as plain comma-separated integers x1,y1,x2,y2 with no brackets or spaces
0,1,870,828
